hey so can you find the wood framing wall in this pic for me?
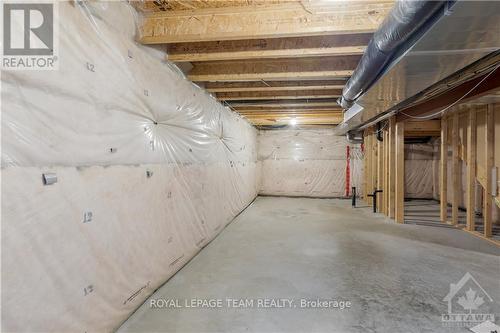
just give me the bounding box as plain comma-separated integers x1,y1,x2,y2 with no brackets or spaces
439,103,500,242
362,103,499,244
363,117,405,220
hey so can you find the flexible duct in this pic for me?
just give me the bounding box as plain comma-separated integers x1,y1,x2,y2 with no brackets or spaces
339,0,455,110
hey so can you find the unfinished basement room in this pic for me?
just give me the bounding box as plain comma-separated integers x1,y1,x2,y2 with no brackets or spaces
1,0,500,332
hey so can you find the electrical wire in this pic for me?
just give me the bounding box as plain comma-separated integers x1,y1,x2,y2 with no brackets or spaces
371,119,389,134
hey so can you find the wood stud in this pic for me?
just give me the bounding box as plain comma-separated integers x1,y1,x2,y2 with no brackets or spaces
440,115,448,223
484,104,494,237
451,112,459,225
388,117,396,219
466,108,477,231
395,120,405,224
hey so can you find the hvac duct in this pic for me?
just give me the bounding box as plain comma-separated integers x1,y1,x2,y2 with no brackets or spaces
338,0,454,110
346,131,363,144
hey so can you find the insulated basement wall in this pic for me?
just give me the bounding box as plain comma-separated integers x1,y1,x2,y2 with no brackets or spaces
258,129,363,197
1,2,258,332
405,143,437,199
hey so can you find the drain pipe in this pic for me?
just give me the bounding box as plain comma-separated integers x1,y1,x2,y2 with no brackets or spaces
339,0,456,110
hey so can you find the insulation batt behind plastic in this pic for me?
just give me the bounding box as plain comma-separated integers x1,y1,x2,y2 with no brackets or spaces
404,143,437,199
257,130,436,199
258,129,364,197
1,2,258,332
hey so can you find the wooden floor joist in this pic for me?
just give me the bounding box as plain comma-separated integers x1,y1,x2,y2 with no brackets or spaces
216,89,342,101
188,55,360,82
244,113,343,119
237,112,343,118
167,34,371,62
205,80,346,93
140,2,393,44
241,114,343,120
235,109,343,114
231,105,341,110
248,114,344,126
229,100,340,108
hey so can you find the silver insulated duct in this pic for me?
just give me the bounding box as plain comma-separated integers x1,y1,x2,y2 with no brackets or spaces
338,0,454,110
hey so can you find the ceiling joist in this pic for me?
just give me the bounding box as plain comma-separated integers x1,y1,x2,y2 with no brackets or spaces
229,99,340,108
238,108,342,113
188,55,360,82
244,112,342,117
217,89,342,101
241,113,343,122
205,80,346,93
167,34,371,62
140,2,393,44
248,115,344,126
135,1,392,126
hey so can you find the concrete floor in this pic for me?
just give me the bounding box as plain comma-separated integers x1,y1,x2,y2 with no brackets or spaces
118,197,500,333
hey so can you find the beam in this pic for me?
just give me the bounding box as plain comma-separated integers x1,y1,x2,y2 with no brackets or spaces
205,80,346,93
140,2,393,44
466,108,477,231
484,104,494,237
397,68,500,121
404,120,441,137
217,89,342,101
188,55,360,82
395,120,405,223
440,115,448,223
167,34,371,62
451,112,459,225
